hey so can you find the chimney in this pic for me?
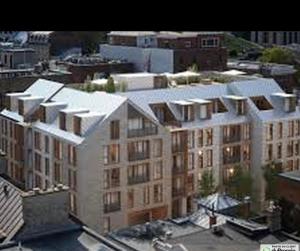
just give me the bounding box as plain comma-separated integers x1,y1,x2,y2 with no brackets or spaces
266,200,282,232
209,206,217,229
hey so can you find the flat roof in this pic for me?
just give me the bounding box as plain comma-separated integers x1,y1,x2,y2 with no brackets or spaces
223,95,247,100
113,72,157,78
278,170,300,182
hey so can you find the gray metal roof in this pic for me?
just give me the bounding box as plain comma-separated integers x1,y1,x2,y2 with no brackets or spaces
25,79,64,102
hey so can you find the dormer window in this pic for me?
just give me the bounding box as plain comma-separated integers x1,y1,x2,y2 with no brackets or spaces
285,96,296,112
183,105,194,122
236,100,246,115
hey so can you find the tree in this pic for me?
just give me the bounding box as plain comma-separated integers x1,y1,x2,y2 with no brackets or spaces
260,47,294,64
263,162,282,201
105,77,116,93
225,164,253,200
199,170,215,197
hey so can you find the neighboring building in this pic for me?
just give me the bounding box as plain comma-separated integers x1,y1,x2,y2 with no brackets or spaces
0,176,124,251
58,55,133,83
111,72,168,91
0,48,37,69
107,215,294,251
27,31,53,62
227,60,298,92
1,78,300,234
100,31,227,73
277,171,300,234
251,31,300,46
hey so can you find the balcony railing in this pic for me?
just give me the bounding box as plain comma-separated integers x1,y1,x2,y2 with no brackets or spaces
172,144,185,153
223,156,241,165
128,152,150,162
173,166,185,175
127,127,157,138
128,175,150,185
172,188,185,197
223,135,241,144
104,202,121,213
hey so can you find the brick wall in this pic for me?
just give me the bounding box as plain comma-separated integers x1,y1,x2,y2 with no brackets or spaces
277,176,300,205
65,62,134,83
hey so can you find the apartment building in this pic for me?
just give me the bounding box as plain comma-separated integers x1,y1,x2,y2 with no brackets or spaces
251,31,300,46
0,77,300,234
100,31,227,73
0,79,171,234
121,78,300,214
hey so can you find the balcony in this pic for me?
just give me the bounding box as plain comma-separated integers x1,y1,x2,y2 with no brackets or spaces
172,188,185,197
223,135,241,144
128,175,150,185
127,127,157,138
104,202,121,213
173,166,185,175
223,156,241,165
128,152,150,162
172,144,185,153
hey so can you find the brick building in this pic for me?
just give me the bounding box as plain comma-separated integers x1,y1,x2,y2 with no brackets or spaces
58,55,133,83
100,31,227,73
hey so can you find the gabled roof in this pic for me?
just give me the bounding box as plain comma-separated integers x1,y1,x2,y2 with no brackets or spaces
24,79,64,101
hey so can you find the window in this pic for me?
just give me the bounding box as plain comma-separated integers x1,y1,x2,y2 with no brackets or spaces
295,120,300,136
295,140,300,156
128,141,149,161
53,139,62,159
110,120,120,140
44,136,49,153
278,122,283,139
153,161,163,180
277,143,282,159
266,144,273,161
173,154,184,171
266,124,273,141
273,32,277,44
183,105,194,122
172,131,183,152
103,191,121,213
128,163,150,184
9,122,13,138
201,38,219,48
188,152,194,170
288,121,294,137
34,131,41,150
68,169,77,191
104,168,120,188
54,162,61,183
187,131,195,149
103,217,110,234
243,124,251,140
35,174,42,188
198,129,203,147
153,139,162,158
242,144,250,161
206,128,213,146
206,149,213,167
45,158,50,176
68,145,76,165
154,184,163,203
128,189,134,209
287,141,294,157
34,153,41,172
104,144,120,164
236,100,245,115
143,186,150,205
198,150,203,169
